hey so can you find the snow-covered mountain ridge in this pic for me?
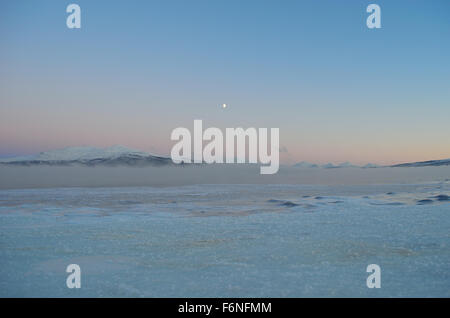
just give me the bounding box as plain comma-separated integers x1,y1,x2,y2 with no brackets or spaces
0,146,172,166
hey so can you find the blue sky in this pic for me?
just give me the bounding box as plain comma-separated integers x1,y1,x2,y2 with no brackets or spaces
0,0,449,164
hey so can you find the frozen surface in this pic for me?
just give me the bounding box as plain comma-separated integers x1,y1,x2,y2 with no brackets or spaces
0,183,449,297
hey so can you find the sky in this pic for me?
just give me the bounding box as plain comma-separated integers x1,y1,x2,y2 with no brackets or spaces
0,0,449,165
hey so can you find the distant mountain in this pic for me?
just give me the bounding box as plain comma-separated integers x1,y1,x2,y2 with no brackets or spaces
321,162,358,169
391,158,450,167
293,158,450,169
293,161,319,168
335,162,357,168
0,146,173,167
294,161,360,168
3,147,449,168
362,163,380,168
320,163,337,169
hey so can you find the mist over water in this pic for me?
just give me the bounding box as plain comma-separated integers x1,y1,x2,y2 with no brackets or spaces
0,165,449,189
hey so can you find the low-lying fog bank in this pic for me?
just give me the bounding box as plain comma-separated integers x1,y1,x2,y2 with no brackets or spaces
0,165,449,189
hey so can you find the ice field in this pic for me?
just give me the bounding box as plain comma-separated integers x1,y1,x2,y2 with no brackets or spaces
0,183,449,297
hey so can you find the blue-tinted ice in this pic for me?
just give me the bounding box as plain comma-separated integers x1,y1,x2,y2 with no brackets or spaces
0,183,449,297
